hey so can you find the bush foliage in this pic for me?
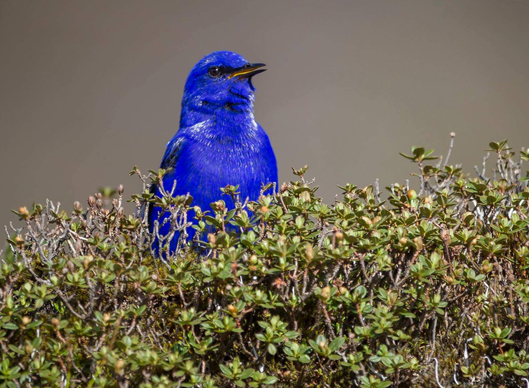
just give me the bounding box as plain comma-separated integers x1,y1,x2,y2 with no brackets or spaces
2,138,529,387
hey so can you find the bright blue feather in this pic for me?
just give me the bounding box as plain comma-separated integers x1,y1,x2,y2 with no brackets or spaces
149,51,278,254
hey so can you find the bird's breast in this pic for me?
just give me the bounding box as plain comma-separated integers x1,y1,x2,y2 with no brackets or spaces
168,119,275,205
186,131,269,180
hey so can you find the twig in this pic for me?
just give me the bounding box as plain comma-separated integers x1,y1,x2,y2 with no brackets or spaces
443,132,456,167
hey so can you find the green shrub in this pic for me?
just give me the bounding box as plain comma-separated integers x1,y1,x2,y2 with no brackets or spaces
2,138,529,387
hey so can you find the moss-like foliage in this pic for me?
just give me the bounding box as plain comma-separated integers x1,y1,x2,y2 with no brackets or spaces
2,139,529,387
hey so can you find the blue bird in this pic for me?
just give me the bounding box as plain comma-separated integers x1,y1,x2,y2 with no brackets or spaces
148,51,278,254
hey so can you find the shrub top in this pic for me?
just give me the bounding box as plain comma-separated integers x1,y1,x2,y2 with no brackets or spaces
2,138,529,387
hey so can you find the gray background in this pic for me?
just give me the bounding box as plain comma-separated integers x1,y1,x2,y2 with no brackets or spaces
1,0,528,227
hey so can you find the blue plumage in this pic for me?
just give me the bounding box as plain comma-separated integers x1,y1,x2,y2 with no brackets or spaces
149,51,278,253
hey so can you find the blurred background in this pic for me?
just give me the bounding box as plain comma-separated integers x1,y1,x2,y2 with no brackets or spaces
1,0,528,226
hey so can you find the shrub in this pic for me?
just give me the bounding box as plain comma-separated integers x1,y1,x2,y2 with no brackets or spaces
1,138,529,387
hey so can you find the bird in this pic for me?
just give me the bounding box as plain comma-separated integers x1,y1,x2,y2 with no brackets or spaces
148,51,278,255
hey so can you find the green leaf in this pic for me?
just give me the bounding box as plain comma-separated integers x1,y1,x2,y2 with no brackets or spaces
8,344,24,355
239,368,255,379
328,337,345,352
2,323,18,330
299,355,311,364
219,364,233,379
263,376,278,385
284,331,299,339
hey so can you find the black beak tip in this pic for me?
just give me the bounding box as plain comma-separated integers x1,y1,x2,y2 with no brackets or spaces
250,68,267,77
228,63,267,80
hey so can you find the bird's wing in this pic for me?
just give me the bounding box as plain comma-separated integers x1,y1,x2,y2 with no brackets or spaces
147,119,210,228
160,119,216,168
160,136,185,169
144,136,185,227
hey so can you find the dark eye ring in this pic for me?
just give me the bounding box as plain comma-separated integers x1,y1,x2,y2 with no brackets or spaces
208,66,221,77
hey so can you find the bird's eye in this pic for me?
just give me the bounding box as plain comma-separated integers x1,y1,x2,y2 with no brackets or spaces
208,66,221,77
244,63,251,68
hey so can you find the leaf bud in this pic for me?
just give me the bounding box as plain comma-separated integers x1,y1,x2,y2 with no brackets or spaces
118,184,124,196
51,317,60,328
88,196,96,207
440,229,451,243
83,256,93,269
260,205,269,213
305,244,314,262
321,286,331,300
227,305,238,315
73,201,82,213
280,182,289,193
15,235,24,246
115,359,125,374
413,237,424,250
193,206,202,217
21,316,31,326
19,206,29,219
208,233,216,245
300,191,311,202
407,189,417,200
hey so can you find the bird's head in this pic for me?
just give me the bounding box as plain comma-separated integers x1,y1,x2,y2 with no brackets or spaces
181,51,266,120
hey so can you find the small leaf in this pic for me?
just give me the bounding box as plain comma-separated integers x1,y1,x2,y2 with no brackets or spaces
219,364,233,379
263,376,278,385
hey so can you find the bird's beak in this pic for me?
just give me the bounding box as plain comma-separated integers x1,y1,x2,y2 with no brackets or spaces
228,63,267,79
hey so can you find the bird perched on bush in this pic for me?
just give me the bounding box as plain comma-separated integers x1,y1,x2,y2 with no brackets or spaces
149,51,278,254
